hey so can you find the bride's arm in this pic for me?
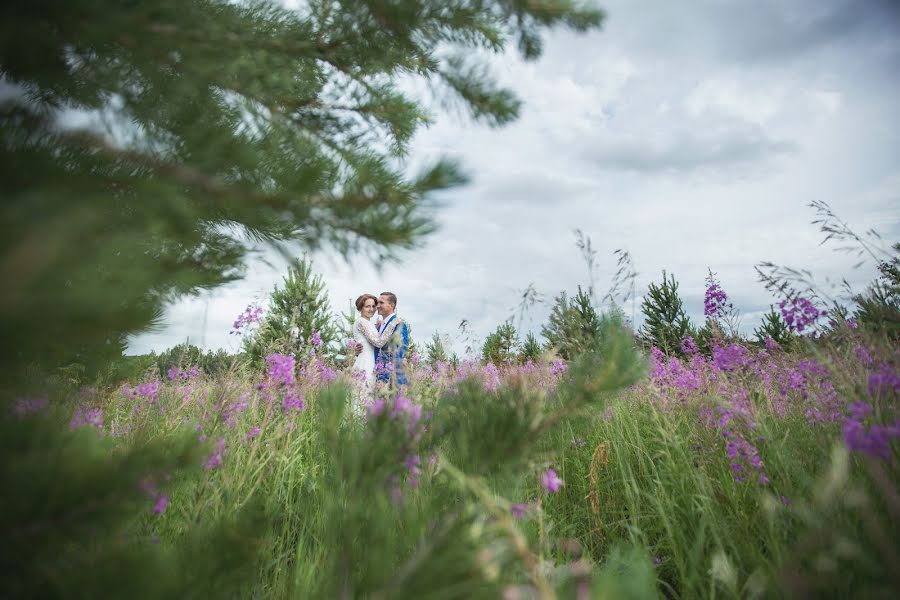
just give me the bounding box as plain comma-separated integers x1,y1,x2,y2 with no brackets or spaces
356,319,399,348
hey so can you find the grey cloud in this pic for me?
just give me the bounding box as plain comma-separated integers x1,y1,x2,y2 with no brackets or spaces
586,128,798,173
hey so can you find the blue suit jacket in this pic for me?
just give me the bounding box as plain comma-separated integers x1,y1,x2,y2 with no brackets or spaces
374,315,410,385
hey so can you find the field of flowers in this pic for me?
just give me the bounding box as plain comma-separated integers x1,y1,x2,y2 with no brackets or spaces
13,309,898,598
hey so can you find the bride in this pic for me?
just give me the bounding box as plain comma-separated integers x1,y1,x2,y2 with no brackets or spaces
351,293,398,410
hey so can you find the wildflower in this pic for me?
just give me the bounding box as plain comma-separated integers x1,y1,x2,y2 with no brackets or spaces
70,406,104,434
404,454,422,487
703,270,729,319
778,295,824,334
764,336,780,352
550,358,567,377
511,503,530,519
541,468,564,493
266,353,295,386
13,396,48,417
867,364,900,399
134,381,161,402
854,344,873,367
313,360,337,383
367,398,386,418
245,426,260,441
153,494,169,515
843,402,898,460
310,330,323,347
711,343,751,372
282,391,305,413
222,398,248,426
680,336,699,355
204,437,226,470
232,303,264,334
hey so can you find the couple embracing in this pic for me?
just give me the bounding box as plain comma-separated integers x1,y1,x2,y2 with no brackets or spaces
351,292,410,399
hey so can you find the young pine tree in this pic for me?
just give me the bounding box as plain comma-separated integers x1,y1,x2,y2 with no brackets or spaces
853,244,900,340
520,331,544,363
424,332,449,367
753,305,795,349
542,287,604,360
481,322,521,365
244,258,339,365
640,271,692,356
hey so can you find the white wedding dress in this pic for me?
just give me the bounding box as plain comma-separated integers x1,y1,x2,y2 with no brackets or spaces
351,317,399,412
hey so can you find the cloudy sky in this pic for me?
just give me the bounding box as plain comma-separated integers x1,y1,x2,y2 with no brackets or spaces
128,0,900,356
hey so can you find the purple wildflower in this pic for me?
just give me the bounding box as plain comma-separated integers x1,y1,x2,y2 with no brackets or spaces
13,396,48,417
310,330,323,347
70,406,104,434
779,295,824,334
541,468,564,493
680,336,699,355
153,494,169,515
282,391,305,413
266,353,295,386
204,438,226,470
550,358,568,377
511,503,530,520
232,303,264,334
245,426,260,441
854,344,873,367
703,270,729,319
867,364,900,399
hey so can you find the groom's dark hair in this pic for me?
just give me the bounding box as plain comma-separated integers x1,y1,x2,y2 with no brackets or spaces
380,292,397,308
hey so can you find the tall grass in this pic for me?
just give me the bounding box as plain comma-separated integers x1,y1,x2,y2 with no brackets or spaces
21,321,898,598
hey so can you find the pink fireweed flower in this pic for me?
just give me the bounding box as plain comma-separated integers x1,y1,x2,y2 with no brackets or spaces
70,406,104,434
680,336,699,356
168,365,201,381
779,295,824,334
222,398,248,427
266,353,295,386
204,437,226,470
703,270,729,319
136,381,161,401
541,468,564,493
310,330,323,347
153,493,169,515
232,303,264,334
550,358,568,377
282,391,305,413
867,364,900,399
13,396,48,417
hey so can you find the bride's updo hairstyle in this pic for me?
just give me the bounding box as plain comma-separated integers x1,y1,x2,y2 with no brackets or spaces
355,293,377,312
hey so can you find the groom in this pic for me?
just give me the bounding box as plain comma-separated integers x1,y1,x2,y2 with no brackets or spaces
374,292,410,386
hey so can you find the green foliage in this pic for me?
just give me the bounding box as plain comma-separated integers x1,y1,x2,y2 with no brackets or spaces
542,286,605,360
153,343,240,378
0,0,603,376
520,331,543,363
424,332,448,366
243,257,339,366
1,414,264,598
481,322,521,365
853,244,900,340
640,271,692,355
754,305,795,348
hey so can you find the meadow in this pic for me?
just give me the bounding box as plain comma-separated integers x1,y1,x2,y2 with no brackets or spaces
11,306,898,599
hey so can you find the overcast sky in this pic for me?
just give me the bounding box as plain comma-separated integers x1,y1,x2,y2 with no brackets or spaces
128,0,900,356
